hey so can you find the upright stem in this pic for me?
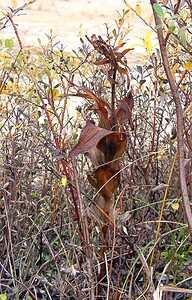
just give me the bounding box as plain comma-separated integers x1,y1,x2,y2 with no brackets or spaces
150,0,192,237
111,68,117,130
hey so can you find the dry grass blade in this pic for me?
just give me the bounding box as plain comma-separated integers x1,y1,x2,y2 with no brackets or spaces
153,284,192,300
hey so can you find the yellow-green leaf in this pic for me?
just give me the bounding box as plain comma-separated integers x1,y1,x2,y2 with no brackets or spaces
0,53,11,61
124,0,131,8
143,31,152,56
135,4,142,16
78,24,83,39
61,177,67,188
44,67,51,77
171,203,179,211
0,294,7,300
11,0,17,9
183,62,192,71
5,39,14,50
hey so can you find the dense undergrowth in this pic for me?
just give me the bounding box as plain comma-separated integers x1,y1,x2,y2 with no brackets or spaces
0,1,192,299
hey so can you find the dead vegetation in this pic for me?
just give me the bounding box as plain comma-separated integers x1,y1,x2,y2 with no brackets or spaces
0,1,192,299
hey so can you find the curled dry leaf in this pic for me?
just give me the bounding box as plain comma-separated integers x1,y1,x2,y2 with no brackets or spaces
87,165,120,199
69,121,127,168
97,132,127,169
87,34,133,68
69,121,111,157
76,87,111,128
88,146,105,166
113,91,134,125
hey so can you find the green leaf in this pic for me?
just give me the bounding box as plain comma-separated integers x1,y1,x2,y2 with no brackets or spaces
169,14,181,21
5,39,14,50
167,25,176,34
178,29,186,45
37,38,41,45
153,3,165,18
36,96,41,105
24,90,33,101
31,191,37,197
73,133,78,142
154,24,163,30
44,67,51,77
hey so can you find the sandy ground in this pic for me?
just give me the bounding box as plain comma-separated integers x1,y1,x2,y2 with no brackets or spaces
0,0,154,65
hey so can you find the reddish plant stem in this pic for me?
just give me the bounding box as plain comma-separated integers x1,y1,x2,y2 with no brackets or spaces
8,12,80,223
37,93,80,222
164,0,182,44
189,123,192,202
111,69,117,130
7,12,23,50
150,0,192,237
177,70,188,88
173,0,182,14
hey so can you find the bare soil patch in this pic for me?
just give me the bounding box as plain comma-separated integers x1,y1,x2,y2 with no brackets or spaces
1,0,154,65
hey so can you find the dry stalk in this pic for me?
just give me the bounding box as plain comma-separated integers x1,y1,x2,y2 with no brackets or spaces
72,158,95,300
150,0,192,238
